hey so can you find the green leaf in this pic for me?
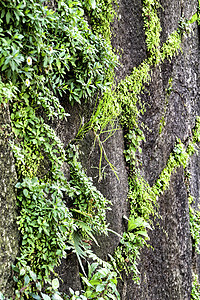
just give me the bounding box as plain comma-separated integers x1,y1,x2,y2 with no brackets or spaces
15,182,22,188
13,276,18,283
41,293,51,300
89,279,100,286
23,189,29,197
128,217,151,232
136,230,149,238
81,276,93,288
12,265,20,273
1,9,5,18
6,11,11,24
90,0,96,9
189,13,197,24
29,270,37,281
96,284,104,292
24,274,30,286
29,293,41,300
69,288,74,295
36,281,42,291
128,217,144,231
43,56,48,68
52,293,63,300
20,268,25,276
0,292,4,300
71,231,87,276
52,278,59,290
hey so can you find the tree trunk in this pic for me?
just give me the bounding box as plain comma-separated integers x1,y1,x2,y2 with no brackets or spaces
1,0,200,299
0,103,19,295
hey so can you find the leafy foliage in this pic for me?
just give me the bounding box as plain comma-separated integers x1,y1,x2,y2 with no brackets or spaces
0,0,117,105
16,177,71,279
67,144,111,234
114,216,151,282
142,0,161,64
188,196,200,254
0,0,117,297
81,0,117,42
81,262,120,299
191,273,200,300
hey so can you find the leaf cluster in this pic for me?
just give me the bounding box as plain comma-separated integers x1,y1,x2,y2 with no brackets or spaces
191,273,200,300
189,196,200,254
0,0,117,104
80,262,120,299
114,216,151,282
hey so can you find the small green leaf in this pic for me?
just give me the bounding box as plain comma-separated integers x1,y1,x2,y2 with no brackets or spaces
52,294,63,300
15,182,22,188
189,13,197,24
29,270,37,281
29,293,41,300
96,284,104,292
20,268,25,276
69,288,74,295
90,0,96,9
24,274,30,286
36,281,42,291
136,230,149,238
52,278,59,290
13,276,18,283
23,189,29,197
12,265,20,273
41,293,51,300
81,276,93,288
6,11,11,24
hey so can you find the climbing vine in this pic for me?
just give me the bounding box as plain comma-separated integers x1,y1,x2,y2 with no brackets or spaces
110,0,199,284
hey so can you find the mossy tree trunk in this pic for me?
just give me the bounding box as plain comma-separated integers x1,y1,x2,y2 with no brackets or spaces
1,0,200,299
0,103,19,295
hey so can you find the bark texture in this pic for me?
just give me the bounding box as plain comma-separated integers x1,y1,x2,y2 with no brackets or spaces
111,0,199,299
53,0,200,298
0,104,19,295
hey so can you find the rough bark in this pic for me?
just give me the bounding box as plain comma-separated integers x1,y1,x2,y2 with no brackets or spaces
0,103,19,295
54,0,200,298
111,0,199,299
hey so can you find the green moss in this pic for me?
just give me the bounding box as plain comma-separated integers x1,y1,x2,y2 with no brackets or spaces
191,273,200,300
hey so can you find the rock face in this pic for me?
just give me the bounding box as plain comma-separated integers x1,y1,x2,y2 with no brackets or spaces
0,104,19,295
